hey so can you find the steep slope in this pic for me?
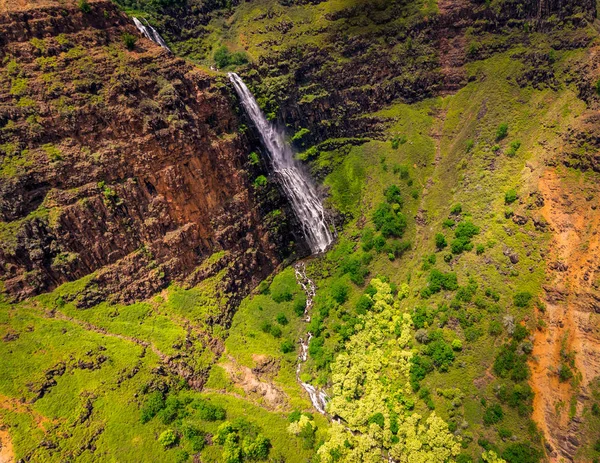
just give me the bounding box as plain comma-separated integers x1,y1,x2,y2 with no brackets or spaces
0,0,294,308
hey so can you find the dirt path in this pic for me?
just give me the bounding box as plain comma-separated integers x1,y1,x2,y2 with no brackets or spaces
531,168,600,461
0,426,14,463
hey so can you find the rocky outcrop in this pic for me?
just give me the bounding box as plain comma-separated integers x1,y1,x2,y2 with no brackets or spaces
0,0,292,304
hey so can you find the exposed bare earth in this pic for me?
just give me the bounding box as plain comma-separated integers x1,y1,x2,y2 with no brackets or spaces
531,168,600,462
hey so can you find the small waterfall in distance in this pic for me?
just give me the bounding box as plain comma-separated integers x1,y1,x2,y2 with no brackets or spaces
132,17,172,53
228,72,334,254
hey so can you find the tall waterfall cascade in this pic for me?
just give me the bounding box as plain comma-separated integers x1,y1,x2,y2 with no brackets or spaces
228,72,334,254
132,17,172,53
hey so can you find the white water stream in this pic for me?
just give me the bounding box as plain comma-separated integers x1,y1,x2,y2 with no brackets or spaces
132,17,172,53
228,72,334,254
294,262,329,415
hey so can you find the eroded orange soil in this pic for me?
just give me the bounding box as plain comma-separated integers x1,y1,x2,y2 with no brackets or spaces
531,168,600,461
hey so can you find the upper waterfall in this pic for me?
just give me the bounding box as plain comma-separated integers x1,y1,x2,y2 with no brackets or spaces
132,17,172,53
228,72,334,254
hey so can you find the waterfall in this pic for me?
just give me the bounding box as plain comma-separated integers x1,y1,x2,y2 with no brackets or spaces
228,72,334,254
132,17,172,53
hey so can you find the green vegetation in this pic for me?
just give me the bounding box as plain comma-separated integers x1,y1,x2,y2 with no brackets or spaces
123,33,137,50
213,46,249,69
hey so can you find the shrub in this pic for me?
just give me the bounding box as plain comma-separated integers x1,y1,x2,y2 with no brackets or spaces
272,286,293,303
270,326,282,338
254,175,268,189
451,204,462,215
514,292,532,307
409,354,434,390
193,399,226,421
158,396,183,424
596,79,600,97
496,123,508,141
452,339,463,351
355,294,373,314
428,269,458,294
483,404,504,425
391,135,407,149
443,219,455,228
466,139,474,152
122,33,137,50
425,340,455,372
506,140,521,157
435,233,447,250
501,443,542,463
140,391,165,423
505,189,518,204
293,296,306,316
281,340,295,354
78,0,91,13
368,412,385,428
158,429,178,448
476,244,485,255
182,423,206,452
372,203,407,238
275,313,288,325
214,45,248,68
558,363,573,382
489,320,503,336
493,342,529,382
331,281,349,304
384,185,403,206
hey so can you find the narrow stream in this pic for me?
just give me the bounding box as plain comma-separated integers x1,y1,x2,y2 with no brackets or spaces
294,262,329,415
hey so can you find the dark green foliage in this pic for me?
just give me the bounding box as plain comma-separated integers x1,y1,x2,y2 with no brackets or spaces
340,254,369,285
288,410,302,422
592,402,600,416
182,422,206,452
270,326,282,338
466,139,474,152
596,79,600,97
493,342,529,382
451,221,480,254
514,292,533,307
331,281,349,304
281,339,295,354
512,324,529,342
496,383,534,416
412,306,435,330
193,399,226,421
425,339,455,372
249,152,260,165
140,391,165,423
372,203,407,238
501,443,542,463
215,419,271,462
254,175,268,188
386,240,411,260
391,135,407,149
409,354,434,390
78,0,91,13
594,439,600,452
506,140,521,157
435,233,447,250
271,287,293,303
476,244,485,255
505,189,518,204
422,269,458,298
214,45,249,68
294,295,306,316
158,396,184,424
498,428,512,439
558,363,574,382
275,313,288,325
483,403,504,425
355,294,373,314
450,204,462,215
122,33,137,51
368,412,385,428
489,320,503,336
384,185,403,207
443,219,456,228
496,123,509,140
457,454,473,463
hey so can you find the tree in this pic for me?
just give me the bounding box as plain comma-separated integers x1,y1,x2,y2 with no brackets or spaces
158,429,177,448
435,233,447,250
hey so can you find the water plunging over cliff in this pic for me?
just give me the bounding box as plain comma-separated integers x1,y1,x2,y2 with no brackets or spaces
132,17,172,53
228,73,334,254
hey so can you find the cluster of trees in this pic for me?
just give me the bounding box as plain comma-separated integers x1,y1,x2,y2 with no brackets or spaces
214,419,271,463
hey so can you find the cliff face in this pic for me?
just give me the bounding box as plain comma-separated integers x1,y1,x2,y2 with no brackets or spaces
0,0,289,306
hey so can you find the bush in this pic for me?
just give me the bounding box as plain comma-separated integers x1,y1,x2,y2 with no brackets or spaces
505,189,518,204
281,340,295,354
391,135,407,149
435,233,447,250
254,175,268,189
272,287,293,303
427,269,458,294
140,391,165,423
293,296,306,317
372,203,407,238
158,429,178,448
122,33,137,51
331,281,349,304
501,443,542,463
214,45,248,68
368,412,385,428
355,294,373,314
193,399,226,421
451,339,463,351
270,326,282,338
425,340,455,372
466,139,474,152
493,342,529,382
506,140,521,157
496,123,508,141
476,244,485,255
514,291,532,307
384,185,403,206
489,320,503,336
450,204,462,214
275,313,288,325
158,396,183,424
78,0,91,13
483,403,504,425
